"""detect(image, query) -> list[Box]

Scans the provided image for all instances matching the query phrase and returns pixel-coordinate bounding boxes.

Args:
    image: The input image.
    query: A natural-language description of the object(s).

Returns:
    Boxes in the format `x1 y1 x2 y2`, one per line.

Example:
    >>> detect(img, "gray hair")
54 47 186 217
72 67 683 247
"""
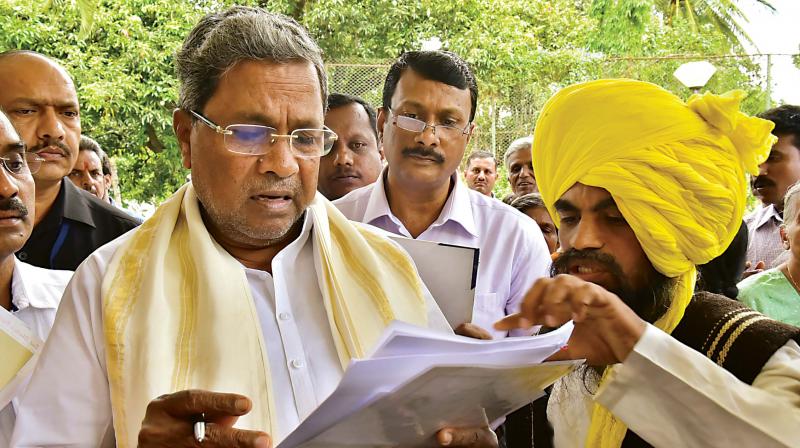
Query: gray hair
176 6 327 113
504 136 533 167
783 181 800 226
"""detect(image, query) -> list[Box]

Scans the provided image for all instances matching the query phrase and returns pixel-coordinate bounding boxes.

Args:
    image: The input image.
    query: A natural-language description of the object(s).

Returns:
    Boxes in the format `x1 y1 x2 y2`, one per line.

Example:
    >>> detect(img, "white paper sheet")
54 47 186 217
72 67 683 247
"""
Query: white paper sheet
389 236 478 329
277 321 578 448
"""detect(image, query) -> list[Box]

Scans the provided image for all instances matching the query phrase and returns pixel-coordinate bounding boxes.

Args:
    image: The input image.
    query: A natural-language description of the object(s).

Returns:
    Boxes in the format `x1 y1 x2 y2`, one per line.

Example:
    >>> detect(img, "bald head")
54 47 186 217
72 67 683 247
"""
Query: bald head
0 51 81 189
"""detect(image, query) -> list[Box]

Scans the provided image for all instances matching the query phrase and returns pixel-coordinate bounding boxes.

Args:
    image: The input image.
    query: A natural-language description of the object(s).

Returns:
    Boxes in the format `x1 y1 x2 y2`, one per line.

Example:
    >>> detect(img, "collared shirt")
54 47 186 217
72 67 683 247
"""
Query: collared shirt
334 170 552 339
548 324 800 447
11 211 451 447
744 204 784 268
16 179 141 271
0 259 71 448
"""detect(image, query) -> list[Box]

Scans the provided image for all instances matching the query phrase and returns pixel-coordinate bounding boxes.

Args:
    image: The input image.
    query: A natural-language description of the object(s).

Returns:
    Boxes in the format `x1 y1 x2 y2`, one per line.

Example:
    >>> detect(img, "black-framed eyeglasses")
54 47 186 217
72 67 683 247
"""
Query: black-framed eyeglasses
387 108 471 137
0 152 43 176
190 110 338 158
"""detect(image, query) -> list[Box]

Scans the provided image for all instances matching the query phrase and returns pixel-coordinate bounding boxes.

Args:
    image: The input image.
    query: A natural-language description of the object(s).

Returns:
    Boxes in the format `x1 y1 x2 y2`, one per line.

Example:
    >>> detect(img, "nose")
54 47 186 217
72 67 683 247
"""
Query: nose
414 124 440 148
566 217 604 251
758 161 768 176
477 171 486 181
256 138 299 178
36 107 66 143
0 166 20 200
333 145 354 167
520 165 534 179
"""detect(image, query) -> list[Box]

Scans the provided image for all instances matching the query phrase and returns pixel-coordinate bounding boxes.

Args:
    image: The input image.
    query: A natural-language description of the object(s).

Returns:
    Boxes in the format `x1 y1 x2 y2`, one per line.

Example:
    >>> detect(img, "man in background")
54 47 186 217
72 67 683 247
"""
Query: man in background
68 136 111 202
745 104 800 271
463 150 498 197
317 93 384 200
504 136 536 195
0 50 139 270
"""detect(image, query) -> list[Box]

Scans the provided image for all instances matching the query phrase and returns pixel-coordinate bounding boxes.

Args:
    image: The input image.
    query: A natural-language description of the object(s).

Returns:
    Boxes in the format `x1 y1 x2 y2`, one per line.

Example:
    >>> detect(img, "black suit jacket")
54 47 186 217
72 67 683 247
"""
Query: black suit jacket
17 179 141 270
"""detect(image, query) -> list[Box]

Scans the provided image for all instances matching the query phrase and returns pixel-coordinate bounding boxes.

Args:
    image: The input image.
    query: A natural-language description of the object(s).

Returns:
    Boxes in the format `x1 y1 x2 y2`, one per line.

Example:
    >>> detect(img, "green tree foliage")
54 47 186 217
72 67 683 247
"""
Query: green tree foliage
0 0 774 203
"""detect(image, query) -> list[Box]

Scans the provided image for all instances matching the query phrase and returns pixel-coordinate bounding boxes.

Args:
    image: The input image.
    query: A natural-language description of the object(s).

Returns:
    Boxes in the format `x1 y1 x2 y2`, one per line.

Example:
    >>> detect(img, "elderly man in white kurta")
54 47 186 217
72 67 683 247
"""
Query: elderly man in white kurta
0 112 72 447
11 8 499 448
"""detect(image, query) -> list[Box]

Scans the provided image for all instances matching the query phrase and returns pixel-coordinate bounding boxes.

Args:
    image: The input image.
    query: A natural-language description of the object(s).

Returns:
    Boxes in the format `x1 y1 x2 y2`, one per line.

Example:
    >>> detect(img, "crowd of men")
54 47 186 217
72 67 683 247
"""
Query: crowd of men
0 5 798 448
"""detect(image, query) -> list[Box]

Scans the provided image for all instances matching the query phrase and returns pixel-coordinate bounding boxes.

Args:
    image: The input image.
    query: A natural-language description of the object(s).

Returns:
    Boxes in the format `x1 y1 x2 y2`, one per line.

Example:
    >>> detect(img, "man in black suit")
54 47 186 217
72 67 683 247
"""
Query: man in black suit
0 50 140 270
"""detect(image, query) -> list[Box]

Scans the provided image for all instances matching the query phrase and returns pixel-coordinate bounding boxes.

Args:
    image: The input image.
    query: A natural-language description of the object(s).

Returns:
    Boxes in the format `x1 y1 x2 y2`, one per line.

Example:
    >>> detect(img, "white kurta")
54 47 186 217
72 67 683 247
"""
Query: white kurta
0 260 71 448
548 324 800 447
11 214 452 447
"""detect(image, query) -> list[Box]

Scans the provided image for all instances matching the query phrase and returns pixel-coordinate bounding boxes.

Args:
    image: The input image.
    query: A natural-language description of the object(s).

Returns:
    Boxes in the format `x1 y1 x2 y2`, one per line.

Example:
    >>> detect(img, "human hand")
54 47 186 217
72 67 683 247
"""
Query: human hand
138 389 271 447
435 425 498 447
494 274 646 366
455 323 493 340
742 261 765 279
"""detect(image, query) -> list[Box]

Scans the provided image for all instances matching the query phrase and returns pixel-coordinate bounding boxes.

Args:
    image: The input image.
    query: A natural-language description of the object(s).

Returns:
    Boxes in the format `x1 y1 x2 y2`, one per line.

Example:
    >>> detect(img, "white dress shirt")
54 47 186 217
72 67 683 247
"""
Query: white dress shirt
11 212 451 447
548 324 800 447
0 259 71 448
334 171 552 338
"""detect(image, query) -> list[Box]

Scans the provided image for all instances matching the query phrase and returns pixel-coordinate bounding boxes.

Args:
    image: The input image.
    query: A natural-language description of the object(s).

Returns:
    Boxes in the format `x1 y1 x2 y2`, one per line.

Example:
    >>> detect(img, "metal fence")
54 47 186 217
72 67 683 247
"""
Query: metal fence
325 53 794 167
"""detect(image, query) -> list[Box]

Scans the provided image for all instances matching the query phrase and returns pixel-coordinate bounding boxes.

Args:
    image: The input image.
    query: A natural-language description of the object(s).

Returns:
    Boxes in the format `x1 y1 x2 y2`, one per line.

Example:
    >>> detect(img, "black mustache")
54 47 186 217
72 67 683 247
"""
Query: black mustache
0 197 28 218
753 176 775 189
402 146 445 164
29 139 71 156
551 248 626 281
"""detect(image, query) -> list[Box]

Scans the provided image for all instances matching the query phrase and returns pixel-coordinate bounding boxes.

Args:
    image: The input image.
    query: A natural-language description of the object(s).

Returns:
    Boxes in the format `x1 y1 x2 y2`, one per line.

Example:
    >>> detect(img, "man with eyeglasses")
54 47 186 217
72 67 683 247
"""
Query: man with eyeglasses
0 50 140 271
335 51 551 342
12 8 494 448
0 109 73 447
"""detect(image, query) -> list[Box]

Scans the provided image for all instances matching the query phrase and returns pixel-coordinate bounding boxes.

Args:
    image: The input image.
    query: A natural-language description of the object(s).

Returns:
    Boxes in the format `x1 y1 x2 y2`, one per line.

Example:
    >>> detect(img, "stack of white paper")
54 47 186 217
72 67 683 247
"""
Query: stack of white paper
277 321 579 448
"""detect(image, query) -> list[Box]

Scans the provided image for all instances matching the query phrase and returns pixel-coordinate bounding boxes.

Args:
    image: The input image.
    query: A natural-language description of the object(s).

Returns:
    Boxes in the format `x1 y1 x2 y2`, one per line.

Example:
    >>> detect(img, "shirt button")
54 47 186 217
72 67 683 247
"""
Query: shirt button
278 312 291 321
17 251 27 261
290 359 304 369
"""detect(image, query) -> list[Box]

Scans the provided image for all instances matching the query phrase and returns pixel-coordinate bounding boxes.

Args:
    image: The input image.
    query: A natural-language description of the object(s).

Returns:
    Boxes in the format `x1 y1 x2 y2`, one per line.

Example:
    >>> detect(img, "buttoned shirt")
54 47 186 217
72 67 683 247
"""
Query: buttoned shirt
0 259 71 448
11 212 451 446
548 324 800 447
16 179 141 271
744 204 785 268
334 170 552 339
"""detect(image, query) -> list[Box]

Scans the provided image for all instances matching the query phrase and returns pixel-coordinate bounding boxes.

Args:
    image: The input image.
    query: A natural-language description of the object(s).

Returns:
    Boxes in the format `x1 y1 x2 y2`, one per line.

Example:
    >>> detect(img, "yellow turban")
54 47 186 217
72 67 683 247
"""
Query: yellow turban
531 79 776 448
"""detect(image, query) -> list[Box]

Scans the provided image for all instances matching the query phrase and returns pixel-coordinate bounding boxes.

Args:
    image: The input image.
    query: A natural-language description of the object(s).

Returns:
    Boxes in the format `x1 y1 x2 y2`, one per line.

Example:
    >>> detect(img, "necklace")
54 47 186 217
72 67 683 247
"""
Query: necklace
785 265 800 293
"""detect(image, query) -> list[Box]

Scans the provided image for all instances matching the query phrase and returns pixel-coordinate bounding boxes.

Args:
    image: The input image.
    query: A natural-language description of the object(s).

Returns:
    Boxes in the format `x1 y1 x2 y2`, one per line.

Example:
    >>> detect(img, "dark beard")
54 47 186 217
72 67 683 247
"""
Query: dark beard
551 248 677 392
551 248 676 325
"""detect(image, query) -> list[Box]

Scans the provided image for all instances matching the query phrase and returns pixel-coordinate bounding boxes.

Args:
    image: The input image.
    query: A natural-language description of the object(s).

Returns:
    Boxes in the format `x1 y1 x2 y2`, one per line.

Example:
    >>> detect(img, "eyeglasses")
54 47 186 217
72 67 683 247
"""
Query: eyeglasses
190 110 338 158
0 153 43 176
388 108 471 137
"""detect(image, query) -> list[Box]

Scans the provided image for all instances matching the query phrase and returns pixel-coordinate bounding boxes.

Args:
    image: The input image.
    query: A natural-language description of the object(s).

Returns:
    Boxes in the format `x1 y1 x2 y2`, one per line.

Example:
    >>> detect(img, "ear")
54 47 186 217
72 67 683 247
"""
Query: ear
376 107 388 145
377 144 385 162
173 109 193 170
464 123 477 145
781 225 790 249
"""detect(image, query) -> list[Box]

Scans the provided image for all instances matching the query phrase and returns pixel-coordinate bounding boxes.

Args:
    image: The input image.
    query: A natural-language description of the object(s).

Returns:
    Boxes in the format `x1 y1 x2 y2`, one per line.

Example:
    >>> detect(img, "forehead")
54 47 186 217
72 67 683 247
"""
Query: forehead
771 135 800 156
507 147 532 165
0 116 20 146
325 103 370 130
77 149 102 166
469 157 496 169
558 184 617 209
0 54 78 106
390 68 471 116
209 59 323 122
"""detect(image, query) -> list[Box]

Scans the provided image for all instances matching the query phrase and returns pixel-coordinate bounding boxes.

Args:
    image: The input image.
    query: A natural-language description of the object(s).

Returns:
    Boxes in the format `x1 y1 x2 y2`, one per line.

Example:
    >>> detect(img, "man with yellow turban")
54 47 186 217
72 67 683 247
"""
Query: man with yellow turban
496 79 800 447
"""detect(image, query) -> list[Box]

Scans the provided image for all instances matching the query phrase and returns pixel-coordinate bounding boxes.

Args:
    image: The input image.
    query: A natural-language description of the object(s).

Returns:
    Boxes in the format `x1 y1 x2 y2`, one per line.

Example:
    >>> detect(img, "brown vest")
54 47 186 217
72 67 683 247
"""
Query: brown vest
515 292 800 448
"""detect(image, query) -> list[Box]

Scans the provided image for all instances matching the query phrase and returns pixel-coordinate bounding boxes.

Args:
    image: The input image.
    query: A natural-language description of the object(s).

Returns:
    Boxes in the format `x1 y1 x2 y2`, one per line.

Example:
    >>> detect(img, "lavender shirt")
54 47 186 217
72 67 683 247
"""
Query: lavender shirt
334 170 552 338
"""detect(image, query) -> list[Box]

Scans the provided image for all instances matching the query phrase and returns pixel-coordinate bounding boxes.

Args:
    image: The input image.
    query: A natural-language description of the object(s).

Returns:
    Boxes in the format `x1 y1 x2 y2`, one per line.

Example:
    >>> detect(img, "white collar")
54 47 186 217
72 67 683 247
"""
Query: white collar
11 258 63 311
362 168 478 237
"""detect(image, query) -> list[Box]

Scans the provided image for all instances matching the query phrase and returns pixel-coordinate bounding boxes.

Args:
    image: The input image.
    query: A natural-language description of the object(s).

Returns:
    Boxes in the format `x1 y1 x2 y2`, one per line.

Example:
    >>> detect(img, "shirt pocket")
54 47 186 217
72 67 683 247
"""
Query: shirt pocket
471 292 506 335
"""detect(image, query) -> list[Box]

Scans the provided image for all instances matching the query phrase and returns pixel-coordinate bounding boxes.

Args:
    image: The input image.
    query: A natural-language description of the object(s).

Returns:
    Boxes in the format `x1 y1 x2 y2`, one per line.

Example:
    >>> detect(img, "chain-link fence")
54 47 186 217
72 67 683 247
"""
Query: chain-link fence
326 53 793 167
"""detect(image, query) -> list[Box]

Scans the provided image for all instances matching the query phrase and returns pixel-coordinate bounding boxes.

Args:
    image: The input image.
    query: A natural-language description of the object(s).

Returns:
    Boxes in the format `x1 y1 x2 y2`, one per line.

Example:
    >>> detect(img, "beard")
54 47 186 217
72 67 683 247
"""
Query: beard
551 248 675 324
551 248 677 392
